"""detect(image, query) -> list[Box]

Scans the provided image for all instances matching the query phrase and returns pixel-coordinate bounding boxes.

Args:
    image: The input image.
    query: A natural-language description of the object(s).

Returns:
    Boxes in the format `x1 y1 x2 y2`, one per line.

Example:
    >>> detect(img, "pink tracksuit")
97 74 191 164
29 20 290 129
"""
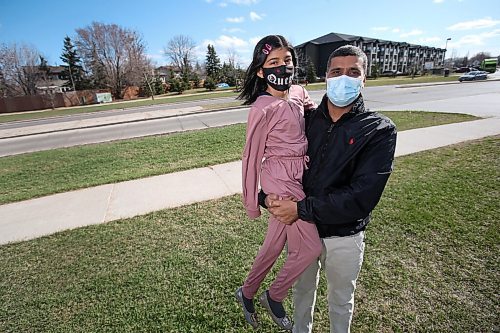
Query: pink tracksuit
241 85 322 302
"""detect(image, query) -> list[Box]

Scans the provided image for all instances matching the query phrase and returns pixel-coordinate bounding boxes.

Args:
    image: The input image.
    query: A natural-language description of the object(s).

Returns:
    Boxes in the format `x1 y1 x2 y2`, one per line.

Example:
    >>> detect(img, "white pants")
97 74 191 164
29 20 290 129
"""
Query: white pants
292 231 365 333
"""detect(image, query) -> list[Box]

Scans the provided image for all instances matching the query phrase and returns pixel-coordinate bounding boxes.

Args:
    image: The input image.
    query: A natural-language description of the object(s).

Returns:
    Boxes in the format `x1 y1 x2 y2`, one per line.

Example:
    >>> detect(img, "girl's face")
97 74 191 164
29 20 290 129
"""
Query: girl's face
257 47 293 76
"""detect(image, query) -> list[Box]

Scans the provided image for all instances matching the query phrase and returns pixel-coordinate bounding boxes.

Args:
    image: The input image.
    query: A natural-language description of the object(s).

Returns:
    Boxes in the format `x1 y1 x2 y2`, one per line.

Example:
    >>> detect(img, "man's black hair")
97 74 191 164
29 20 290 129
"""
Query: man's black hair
326 45 368 74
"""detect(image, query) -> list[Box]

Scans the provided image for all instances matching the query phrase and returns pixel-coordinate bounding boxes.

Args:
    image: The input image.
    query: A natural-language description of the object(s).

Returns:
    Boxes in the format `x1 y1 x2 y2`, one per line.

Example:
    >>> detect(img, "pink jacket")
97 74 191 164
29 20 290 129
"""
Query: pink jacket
242 85 317 218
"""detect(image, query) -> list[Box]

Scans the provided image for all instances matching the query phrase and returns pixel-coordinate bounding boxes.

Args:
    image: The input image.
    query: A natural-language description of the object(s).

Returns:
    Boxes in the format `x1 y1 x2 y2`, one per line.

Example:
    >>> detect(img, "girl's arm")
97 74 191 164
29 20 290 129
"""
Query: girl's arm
241 106 268 219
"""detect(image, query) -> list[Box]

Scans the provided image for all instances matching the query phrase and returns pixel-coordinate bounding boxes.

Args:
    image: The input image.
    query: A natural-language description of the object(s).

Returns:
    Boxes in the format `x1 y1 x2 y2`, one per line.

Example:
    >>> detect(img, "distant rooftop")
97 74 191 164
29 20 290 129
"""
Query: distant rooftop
296 32 443 50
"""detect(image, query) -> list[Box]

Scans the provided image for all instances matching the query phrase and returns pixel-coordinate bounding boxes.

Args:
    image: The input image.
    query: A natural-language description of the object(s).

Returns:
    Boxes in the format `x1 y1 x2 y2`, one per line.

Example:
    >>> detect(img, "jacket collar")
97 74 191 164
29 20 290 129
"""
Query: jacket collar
319 94 367 123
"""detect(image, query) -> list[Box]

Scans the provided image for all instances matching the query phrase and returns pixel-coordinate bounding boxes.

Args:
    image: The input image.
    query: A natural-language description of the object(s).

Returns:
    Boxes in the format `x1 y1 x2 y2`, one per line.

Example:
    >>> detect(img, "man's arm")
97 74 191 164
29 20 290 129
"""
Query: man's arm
271 126 396 225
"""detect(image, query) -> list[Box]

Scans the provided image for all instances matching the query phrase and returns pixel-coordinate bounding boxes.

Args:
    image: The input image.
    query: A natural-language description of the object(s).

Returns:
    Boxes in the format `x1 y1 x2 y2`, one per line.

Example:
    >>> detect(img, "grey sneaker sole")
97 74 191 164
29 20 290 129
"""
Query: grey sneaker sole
235 287 259 329
259 291 293 331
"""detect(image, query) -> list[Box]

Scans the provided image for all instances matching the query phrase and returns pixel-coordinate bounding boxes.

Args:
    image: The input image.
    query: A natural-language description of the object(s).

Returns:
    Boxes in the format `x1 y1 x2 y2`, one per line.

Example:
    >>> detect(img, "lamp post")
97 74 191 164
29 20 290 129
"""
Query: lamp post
443 37 451 67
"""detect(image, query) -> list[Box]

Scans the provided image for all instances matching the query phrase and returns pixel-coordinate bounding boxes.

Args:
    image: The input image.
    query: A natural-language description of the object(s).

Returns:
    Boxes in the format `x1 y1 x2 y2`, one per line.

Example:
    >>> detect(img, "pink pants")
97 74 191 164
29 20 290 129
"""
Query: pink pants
242 215 322 302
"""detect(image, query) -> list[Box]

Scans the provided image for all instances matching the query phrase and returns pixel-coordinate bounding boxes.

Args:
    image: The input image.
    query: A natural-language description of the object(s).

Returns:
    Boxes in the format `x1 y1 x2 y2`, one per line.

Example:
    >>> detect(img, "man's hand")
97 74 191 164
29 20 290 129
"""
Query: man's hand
265 193 280 208
268 199 299 225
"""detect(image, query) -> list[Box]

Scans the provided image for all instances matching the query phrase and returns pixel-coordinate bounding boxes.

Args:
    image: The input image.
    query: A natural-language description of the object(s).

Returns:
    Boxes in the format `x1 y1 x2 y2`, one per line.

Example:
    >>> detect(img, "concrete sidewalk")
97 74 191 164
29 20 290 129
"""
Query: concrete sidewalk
1 117 499 245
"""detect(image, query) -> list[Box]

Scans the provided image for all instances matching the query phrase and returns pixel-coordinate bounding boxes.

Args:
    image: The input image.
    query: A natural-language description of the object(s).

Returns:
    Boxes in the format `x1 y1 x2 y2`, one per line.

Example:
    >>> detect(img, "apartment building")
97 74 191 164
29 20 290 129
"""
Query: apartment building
296 32 446 77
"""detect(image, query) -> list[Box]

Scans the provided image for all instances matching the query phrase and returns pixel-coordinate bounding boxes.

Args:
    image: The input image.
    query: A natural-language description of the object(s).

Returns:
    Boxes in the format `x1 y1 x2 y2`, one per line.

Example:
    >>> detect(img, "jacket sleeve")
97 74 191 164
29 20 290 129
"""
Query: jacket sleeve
298 126 397 224
242 106 268 219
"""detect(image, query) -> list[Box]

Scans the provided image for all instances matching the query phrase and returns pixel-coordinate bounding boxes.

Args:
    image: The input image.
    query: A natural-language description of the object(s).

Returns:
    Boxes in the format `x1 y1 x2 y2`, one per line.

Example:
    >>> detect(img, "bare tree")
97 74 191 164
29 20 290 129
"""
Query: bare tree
469 52 491 65
226 48 239 68
75 22 150 98
163 35 196 75
0 43 41 97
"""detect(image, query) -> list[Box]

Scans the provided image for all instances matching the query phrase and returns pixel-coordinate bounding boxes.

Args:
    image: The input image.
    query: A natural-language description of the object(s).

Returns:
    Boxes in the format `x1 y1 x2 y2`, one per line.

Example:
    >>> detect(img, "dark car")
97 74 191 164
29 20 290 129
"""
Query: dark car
381 70 402 77
458 71 488 82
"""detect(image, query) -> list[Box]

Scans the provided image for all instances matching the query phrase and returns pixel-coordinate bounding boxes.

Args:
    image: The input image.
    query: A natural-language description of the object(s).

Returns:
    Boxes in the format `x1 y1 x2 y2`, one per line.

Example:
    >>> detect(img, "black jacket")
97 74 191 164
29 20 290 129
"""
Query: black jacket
300 94 397 237
261 94 397 238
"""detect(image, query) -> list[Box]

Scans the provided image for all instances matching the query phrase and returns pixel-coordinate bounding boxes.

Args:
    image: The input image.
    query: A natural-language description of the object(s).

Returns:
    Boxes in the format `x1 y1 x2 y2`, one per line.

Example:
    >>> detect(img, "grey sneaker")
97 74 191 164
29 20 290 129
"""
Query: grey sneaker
235 287 259 329
259 290 293 331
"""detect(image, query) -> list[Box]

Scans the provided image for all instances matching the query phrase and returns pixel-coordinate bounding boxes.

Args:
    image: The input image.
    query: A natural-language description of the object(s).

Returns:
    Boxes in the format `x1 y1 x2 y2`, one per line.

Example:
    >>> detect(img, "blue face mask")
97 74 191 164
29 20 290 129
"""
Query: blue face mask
326 75 363 107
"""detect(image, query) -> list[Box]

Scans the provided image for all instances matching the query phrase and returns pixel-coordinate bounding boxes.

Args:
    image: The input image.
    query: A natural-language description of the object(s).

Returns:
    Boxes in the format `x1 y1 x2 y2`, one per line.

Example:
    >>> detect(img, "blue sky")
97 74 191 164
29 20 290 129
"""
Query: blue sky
1 0 499 67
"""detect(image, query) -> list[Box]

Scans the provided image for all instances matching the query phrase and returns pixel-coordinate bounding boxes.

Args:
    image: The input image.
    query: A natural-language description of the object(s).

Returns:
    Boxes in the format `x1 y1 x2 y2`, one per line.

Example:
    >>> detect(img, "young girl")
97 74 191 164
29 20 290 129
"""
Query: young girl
235 35 322 331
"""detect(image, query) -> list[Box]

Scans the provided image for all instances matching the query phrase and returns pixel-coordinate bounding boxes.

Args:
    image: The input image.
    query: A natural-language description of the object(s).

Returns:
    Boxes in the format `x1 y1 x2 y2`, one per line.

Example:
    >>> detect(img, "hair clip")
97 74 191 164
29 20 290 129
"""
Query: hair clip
262 43 272 55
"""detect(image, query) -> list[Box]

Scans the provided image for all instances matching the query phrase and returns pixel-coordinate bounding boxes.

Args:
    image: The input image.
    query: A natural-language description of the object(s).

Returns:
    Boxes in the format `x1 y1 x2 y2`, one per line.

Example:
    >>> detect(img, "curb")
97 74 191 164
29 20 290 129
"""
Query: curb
396 77 500 88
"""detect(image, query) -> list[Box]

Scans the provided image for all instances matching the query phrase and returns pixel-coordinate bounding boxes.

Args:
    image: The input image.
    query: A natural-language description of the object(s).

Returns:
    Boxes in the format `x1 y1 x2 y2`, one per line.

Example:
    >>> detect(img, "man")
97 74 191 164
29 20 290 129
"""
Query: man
260 45 397 332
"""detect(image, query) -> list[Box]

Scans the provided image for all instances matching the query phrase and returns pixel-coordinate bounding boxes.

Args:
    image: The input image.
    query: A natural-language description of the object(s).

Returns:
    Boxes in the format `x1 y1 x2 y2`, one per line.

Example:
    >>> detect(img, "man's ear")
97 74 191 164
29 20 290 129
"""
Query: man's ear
257 68 264 79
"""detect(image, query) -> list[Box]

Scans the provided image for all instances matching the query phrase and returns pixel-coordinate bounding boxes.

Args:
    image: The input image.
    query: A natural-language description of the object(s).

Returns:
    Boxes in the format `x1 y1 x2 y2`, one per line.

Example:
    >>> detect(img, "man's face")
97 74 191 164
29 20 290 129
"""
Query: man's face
326 55 366 84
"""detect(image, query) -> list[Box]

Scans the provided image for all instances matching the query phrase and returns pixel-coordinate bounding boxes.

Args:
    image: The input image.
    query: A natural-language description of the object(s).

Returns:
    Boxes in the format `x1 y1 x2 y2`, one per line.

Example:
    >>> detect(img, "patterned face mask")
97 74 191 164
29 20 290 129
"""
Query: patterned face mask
262 65 294 91
326 75 363 107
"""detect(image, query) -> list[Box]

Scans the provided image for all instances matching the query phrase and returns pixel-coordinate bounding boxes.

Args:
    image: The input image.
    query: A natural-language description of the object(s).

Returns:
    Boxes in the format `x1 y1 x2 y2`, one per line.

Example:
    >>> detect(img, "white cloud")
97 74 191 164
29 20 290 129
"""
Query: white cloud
205 0 214 3
219 2 228 7
433 0 444 3
447 29 500 49
212 35 248 49
249 11 263 21
249 36 263 46
400 29 424 37
392 28 400 33
223 27 245 33
371 26 390 31
146 53 163 59
229 0 259 5
226 16 245 23
200 35 253 66
447 17 500 31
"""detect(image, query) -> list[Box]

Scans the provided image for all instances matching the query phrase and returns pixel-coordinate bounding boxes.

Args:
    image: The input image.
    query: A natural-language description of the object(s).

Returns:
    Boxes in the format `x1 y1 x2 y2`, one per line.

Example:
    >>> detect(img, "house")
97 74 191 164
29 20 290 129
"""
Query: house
36 66 72 94
154 65 182 83
295 32 446 77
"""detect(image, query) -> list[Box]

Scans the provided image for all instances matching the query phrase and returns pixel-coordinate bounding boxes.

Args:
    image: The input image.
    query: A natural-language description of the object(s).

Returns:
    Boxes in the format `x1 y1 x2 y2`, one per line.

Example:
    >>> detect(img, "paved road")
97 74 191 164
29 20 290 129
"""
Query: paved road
1 80 499 157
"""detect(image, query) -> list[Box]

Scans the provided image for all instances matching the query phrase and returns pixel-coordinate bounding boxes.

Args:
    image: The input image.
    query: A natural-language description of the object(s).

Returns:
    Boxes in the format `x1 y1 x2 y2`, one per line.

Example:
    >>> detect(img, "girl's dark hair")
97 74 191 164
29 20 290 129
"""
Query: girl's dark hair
237 35 297 105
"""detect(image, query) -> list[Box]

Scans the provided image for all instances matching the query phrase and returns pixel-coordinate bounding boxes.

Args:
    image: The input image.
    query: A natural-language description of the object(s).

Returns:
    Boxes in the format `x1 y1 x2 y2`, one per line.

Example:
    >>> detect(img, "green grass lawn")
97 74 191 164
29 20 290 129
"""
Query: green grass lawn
0 111 479 205
0 136 497 332
0 75 459 123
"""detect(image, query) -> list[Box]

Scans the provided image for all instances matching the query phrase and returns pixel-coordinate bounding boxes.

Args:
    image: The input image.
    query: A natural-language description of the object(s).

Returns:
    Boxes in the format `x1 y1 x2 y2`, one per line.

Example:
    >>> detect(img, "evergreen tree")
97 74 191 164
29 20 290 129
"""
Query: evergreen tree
220 62 236 86
60 36 85 90
38 55 49 74
203 76 216 91
205 44 221 81
190 72 201 89
154 77 165 95
371 63 380 79
169 76 189 94
305 58 317 83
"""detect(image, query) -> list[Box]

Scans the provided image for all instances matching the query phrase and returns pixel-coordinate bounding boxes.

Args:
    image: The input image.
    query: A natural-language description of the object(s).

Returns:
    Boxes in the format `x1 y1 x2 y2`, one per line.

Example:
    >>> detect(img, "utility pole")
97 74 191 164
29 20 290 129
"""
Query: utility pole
443 38 451 67
144 73 155 100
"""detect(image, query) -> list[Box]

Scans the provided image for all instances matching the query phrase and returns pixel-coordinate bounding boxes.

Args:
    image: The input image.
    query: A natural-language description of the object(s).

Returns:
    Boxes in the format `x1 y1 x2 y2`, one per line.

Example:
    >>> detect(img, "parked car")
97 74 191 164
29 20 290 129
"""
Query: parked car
458 71 488 82
381 70 402 77
216 82 230 88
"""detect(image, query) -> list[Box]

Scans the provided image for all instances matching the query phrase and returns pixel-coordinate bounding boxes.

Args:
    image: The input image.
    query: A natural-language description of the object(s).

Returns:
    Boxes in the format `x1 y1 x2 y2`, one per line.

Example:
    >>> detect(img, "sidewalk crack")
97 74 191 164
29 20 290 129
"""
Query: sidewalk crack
103 183 115 223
